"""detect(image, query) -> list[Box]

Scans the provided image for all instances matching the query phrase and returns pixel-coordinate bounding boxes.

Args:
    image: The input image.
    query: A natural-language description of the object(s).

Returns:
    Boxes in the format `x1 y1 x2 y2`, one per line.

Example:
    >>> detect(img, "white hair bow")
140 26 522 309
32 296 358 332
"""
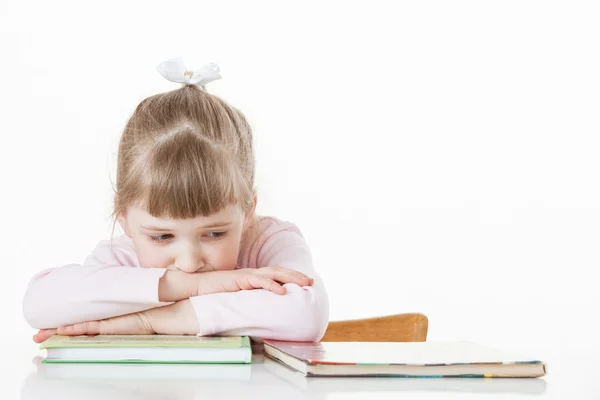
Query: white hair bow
156 56 222 87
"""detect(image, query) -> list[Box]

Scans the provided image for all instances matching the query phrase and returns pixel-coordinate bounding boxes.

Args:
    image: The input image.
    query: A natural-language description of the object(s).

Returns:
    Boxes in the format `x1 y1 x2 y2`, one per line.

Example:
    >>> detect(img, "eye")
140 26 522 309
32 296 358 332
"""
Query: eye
206 231 227 239
149 234 173 243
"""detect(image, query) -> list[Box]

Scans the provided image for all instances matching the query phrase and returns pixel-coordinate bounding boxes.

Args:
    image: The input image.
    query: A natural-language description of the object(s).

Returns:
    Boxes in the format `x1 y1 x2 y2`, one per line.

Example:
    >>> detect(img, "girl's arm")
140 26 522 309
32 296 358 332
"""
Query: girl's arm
190 275 328 341
22 238 181 329
51 228 329 342
188 228 330 342
24 234 313 332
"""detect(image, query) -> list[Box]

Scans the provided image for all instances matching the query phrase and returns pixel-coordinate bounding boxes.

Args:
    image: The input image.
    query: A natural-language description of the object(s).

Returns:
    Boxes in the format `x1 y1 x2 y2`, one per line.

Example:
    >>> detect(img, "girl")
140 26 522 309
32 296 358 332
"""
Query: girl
23 57 329 344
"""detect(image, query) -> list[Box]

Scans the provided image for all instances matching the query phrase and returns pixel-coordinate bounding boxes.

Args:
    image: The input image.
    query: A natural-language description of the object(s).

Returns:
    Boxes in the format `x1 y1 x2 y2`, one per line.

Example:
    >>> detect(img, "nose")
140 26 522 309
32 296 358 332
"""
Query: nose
174 244 205 273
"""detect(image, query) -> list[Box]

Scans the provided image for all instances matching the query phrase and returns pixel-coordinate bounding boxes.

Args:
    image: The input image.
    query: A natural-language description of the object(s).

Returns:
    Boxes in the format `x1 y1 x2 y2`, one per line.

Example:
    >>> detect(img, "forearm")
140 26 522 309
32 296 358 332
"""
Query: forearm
50 276 327 339
189 277 329 341
144 299 200 335
23 264 171 329
51 300 200 338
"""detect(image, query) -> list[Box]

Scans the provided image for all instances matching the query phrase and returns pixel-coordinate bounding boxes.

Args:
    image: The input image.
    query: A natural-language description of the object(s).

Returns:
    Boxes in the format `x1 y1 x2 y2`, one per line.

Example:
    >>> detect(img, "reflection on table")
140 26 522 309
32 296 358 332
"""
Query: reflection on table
21 353 547 400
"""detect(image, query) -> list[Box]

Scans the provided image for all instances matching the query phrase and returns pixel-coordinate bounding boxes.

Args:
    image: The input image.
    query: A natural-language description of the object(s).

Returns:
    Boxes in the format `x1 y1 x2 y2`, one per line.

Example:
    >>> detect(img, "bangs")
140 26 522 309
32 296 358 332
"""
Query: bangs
137 130 244 219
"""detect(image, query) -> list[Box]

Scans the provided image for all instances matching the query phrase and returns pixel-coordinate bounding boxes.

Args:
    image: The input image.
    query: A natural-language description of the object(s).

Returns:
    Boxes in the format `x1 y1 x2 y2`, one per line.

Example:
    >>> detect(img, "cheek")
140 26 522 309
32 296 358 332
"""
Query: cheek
134 240 170 268
213 238 242 270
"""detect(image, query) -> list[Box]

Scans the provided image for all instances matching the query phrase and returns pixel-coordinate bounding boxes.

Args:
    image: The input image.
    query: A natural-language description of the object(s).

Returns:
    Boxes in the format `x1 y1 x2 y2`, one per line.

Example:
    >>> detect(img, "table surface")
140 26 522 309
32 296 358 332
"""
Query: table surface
10 305 600 399
13 347 595 400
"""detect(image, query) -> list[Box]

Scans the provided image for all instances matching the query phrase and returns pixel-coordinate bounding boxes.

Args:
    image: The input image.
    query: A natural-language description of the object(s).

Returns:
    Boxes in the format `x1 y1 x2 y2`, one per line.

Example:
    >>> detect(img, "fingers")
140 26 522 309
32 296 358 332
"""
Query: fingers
226 267 314 296
247 275 287 295
267 279 287 295
262 267 314 286
57 321 103 336
32 328 57 343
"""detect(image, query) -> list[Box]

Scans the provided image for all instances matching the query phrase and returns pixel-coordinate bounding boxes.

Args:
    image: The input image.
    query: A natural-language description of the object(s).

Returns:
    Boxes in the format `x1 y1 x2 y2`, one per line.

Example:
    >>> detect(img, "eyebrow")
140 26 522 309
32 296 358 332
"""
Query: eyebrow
140 222 232 231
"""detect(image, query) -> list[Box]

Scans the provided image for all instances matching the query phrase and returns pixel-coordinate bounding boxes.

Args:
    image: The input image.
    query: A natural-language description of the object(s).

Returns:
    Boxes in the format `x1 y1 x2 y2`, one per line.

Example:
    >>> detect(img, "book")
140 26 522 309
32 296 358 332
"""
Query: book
40 334 252 364
263 356 547 393
262 340 547 378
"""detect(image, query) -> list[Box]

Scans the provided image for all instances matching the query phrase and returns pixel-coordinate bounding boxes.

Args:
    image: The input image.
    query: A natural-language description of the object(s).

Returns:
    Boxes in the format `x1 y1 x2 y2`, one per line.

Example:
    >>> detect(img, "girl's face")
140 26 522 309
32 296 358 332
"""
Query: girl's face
118 201 255 272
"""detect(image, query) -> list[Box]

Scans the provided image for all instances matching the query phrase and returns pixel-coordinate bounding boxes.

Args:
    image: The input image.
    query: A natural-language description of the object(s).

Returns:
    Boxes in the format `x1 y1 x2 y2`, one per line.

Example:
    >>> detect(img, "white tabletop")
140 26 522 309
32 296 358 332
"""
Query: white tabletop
12 346 593 400
9 305 599 399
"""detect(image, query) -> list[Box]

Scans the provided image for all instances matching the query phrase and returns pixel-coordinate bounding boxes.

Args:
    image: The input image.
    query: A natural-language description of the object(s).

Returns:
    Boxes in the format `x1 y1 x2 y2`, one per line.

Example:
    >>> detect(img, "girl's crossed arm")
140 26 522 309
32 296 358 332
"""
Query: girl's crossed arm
23 238 174 330
23 237 310 330
148 228 329 342
186 228 330 341
34 228 329 342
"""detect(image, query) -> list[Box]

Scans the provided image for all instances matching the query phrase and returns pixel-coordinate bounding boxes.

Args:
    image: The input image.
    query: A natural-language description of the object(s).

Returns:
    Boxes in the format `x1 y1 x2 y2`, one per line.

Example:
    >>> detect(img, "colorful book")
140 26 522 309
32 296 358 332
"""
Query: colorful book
262 340 546 378
263 356 547 393
40 334 252 364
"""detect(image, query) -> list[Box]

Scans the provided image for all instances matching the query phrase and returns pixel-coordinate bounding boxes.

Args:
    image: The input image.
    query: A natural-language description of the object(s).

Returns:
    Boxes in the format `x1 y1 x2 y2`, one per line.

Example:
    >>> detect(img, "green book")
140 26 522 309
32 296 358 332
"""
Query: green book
40 335 252 364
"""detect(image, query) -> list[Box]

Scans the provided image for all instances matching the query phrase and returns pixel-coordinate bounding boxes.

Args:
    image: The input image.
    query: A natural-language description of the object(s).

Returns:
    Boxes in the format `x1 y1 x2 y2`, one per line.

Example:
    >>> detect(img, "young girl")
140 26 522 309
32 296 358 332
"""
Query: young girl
23 57 329 344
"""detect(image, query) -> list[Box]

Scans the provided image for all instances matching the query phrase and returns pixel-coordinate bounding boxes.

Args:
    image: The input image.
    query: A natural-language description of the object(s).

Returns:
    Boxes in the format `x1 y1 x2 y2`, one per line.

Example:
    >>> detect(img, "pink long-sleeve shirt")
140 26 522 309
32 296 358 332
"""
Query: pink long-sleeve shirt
22 216 329 341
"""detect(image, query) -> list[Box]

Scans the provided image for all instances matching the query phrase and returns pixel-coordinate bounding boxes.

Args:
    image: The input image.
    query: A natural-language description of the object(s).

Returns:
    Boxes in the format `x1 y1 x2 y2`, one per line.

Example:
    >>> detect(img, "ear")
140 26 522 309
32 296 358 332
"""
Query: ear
117 210 131 237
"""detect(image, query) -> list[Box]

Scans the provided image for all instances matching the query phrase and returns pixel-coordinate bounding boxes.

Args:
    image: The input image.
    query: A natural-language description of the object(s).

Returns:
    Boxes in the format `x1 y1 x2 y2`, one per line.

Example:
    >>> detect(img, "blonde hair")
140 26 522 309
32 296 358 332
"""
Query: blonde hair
110 84 258 236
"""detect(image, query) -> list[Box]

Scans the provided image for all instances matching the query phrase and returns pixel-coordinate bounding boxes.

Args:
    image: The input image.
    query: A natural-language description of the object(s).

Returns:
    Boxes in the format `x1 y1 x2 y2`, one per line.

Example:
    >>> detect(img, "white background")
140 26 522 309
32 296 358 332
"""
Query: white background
1 0 599 398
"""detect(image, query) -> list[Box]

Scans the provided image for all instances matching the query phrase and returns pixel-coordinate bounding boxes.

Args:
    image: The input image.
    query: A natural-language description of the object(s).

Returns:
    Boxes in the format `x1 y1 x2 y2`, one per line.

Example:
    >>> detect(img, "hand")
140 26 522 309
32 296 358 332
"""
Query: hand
196 267 314 296
33 328 57 344
35 300 199 339
32 314 151 343
53 311 154 337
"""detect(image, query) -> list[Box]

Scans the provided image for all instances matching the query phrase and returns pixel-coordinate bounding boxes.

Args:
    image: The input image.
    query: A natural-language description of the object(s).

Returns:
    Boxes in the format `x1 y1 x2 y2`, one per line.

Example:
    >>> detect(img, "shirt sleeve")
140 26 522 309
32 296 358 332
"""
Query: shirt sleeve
189 226 330 342
22 237 172 329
